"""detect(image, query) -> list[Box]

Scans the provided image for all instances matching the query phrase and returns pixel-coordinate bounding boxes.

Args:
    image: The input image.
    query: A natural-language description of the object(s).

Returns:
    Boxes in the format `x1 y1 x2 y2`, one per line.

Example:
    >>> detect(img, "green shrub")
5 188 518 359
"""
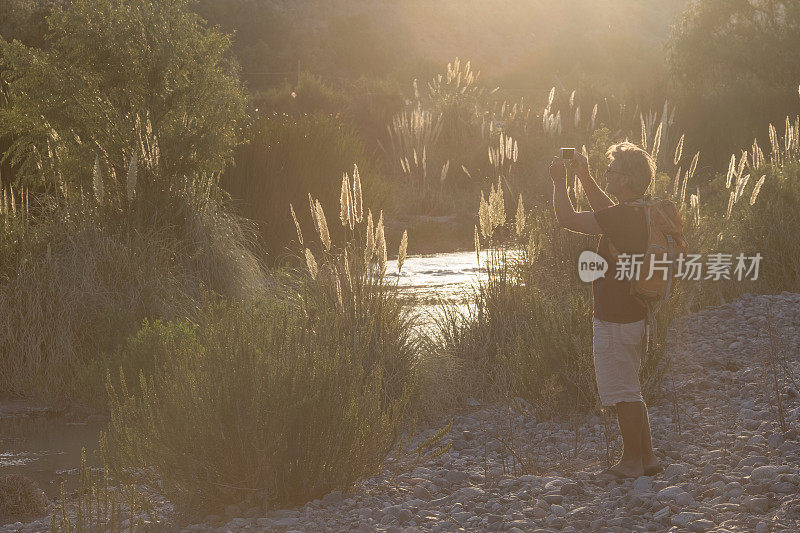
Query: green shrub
106 295 409 511
0 0 246 185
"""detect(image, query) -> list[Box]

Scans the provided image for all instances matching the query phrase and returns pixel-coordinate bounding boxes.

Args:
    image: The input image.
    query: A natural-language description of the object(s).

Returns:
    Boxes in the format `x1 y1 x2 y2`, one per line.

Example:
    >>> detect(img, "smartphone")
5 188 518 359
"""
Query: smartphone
560 147 575 160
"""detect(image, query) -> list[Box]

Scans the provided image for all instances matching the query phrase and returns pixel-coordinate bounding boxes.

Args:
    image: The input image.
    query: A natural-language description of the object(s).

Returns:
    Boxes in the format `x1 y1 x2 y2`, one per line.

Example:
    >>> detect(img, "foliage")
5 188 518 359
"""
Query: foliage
0 0 246 186
0 0 51 48
105 300 405 511
298 171 418 407
220 113 390 260
105 180 418 510
189 0 682 104
0 161 266 402
667 0 800 162
434 185 601 415
735 163 800 293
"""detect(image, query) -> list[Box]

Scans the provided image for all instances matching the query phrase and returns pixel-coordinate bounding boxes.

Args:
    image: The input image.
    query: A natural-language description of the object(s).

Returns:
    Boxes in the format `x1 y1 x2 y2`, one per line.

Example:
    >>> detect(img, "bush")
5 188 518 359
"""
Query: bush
106 184 419 511
667 116 800 312
740 169 800 293
0 0 246 184
220 113 390 260
106 300 405 510
0 164 266 403
441 276 596 416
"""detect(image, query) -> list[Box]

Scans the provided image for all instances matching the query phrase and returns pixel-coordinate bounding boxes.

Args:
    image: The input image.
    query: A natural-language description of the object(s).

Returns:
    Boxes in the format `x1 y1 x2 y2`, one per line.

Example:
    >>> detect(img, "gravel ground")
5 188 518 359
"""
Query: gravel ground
5 292 800 532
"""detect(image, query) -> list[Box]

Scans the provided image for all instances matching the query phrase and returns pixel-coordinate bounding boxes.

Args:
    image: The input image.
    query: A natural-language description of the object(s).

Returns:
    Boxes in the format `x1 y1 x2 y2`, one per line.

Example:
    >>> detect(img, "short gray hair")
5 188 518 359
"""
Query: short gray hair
606 141 655 194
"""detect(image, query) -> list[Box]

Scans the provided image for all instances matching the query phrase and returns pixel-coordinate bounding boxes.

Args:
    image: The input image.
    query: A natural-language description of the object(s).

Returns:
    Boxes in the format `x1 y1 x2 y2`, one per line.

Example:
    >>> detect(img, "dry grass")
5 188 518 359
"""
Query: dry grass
98 175 421 513
0 156 267 403
0 474 49 525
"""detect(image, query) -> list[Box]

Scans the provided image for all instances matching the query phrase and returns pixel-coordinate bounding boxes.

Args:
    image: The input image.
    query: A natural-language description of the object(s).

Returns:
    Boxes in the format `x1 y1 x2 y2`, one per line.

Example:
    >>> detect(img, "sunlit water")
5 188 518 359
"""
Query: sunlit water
0 252 484 501
386 250 487 330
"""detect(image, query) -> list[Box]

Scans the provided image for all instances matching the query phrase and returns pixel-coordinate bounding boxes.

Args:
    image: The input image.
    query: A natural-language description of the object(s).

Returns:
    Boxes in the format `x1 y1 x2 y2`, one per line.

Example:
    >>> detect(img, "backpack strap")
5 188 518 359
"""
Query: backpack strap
665 234 674 303
644 301 654 354
644 300 660 357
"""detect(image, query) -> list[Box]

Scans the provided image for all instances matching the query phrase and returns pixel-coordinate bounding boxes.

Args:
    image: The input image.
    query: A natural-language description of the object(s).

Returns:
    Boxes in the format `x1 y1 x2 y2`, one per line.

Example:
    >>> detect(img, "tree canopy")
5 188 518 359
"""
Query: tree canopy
0 0 247 186
667 0 800 157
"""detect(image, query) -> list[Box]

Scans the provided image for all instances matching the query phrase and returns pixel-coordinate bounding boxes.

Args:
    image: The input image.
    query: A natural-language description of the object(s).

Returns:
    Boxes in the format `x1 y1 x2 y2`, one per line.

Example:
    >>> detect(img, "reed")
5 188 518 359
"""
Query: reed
0 141 266 402
220 113 389 259
100 174 419 511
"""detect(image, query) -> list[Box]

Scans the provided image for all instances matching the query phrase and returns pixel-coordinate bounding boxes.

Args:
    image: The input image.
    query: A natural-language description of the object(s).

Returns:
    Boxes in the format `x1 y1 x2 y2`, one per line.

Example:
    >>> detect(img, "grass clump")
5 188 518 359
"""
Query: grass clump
0 159 266 403
103 180 418 512
433 184 597 415
106 300 405 511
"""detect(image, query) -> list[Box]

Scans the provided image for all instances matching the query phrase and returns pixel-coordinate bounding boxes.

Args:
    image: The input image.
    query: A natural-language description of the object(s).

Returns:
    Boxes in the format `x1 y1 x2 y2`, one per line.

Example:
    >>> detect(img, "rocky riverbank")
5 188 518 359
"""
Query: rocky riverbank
4 291 800 532
188 292 800 532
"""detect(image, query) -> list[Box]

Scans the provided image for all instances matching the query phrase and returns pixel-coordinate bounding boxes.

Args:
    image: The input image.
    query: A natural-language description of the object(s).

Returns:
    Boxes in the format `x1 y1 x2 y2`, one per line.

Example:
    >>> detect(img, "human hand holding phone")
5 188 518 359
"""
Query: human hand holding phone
565 149 590 180
549 156 566 184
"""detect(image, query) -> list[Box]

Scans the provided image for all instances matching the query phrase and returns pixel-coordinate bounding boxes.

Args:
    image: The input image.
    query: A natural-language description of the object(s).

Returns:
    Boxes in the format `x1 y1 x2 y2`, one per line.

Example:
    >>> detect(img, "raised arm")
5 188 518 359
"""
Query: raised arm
568 152 614 211
550 157 603 235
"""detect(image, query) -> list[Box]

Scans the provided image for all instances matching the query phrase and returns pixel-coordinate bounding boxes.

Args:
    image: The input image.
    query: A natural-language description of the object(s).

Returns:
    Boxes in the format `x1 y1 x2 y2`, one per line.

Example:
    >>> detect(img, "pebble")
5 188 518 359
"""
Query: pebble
664 463 689 479
672 511 705 527
633 476 653 493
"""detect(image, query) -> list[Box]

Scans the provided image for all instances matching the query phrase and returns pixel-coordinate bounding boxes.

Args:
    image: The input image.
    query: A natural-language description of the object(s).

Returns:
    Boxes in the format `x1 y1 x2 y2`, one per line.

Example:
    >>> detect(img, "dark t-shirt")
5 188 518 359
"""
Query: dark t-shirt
593 203 648 323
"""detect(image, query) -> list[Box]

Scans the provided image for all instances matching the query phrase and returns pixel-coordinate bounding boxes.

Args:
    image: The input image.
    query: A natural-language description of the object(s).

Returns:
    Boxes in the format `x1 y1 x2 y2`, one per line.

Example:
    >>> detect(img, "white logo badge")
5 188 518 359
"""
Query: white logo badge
578 250 608 282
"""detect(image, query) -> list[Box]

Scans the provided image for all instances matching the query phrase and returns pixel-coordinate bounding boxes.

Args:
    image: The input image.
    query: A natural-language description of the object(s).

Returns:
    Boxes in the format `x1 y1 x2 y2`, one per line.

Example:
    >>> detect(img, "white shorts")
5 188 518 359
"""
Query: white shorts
592 317 646 407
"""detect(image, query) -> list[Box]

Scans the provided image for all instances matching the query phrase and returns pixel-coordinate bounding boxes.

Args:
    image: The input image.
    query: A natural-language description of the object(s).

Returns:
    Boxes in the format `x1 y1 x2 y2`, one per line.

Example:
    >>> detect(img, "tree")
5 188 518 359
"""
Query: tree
0 0 53 49
0 0 246 187
192 0 296 94
667 0 800 162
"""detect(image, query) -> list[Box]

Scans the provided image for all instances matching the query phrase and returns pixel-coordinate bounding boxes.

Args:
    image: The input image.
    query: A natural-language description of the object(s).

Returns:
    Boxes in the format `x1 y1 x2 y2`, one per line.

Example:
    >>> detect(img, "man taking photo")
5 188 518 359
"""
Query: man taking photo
550 142 664 479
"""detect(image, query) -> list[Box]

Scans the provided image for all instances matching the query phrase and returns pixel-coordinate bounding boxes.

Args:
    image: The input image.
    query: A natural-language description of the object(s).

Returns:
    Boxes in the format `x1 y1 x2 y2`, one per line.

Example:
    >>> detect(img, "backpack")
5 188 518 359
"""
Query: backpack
607 194 688 305
607 195 688 350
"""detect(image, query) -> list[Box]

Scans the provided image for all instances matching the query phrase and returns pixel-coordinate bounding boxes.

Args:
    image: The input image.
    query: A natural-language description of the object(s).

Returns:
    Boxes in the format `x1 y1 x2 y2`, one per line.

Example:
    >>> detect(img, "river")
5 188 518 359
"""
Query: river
388 250 485 328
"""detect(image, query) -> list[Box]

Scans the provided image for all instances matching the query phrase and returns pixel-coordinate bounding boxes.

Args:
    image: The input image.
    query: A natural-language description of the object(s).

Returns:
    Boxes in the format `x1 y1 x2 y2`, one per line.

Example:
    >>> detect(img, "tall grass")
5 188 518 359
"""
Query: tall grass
102 178 419 512
434 184 599 416
0 144 266 403
671 114 800 310
220 113 391 260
